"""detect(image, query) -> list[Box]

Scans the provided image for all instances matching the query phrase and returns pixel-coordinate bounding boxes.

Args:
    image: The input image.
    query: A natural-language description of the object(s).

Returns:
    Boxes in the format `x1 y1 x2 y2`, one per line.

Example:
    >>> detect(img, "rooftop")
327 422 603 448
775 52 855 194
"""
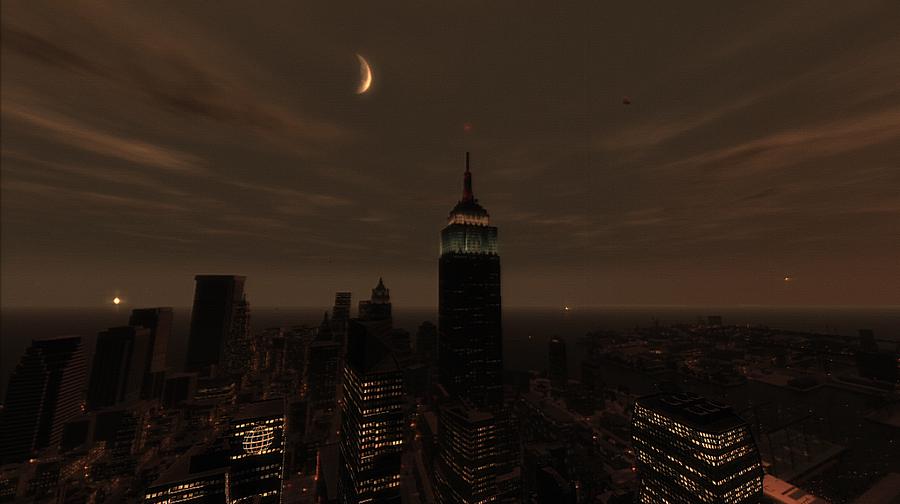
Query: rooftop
635 392 748 433
233 399 284 421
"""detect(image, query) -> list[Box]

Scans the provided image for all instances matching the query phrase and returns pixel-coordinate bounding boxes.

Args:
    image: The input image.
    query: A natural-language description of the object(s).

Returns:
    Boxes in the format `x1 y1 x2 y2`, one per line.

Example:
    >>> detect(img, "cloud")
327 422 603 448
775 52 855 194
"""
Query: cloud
1 150 190 197
1 179 188 214
1 17 346 153
2 102 205 174
1 23 104 76
662 107 900 178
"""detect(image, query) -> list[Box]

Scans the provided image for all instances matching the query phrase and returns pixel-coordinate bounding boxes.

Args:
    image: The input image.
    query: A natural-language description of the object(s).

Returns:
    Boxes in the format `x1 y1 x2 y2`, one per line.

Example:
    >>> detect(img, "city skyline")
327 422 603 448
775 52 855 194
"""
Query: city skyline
3 1 900 308
0 139 897 502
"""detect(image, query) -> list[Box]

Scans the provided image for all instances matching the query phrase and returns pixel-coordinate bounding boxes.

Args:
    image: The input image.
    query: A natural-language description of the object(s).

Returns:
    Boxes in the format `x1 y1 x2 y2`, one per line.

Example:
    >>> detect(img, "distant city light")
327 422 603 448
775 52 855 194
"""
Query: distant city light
113 297 121 305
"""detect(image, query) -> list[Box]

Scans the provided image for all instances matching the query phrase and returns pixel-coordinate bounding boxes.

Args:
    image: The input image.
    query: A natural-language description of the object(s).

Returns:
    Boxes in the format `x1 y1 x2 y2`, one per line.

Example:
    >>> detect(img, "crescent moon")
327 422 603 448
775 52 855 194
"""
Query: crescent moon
356 54 372 94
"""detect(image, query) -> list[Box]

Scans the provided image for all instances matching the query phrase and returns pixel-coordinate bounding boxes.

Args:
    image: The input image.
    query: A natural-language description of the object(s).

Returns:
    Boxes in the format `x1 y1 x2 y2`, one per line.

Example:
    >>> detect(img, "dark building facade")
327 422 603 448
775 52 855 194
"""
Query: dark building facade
415 321 438 365
548 336 568 390
128 307 173 400
86 326 152 410
631 393 764 504
185 275 246 375
339 319 405 503
332 291 352 346
306 339 341 412
224 295 252 377
0 336 86 463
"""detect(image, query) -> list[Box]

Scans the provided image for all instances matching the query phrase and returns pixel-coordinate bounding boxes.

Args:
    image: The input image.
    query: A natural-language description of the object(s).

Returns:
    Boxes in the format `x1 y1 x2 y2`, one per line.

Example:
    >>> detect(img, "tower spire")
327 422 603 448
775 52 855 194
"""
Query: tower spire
462 152 474 202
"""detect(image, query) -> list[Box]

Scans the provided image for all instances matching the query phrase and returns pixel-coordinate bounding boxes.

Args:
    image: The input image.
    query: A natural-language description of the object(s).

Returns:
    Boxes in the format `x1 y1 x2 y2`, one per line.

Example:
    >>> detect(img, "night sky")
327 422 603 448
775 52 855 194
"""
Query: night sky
2 1 899 308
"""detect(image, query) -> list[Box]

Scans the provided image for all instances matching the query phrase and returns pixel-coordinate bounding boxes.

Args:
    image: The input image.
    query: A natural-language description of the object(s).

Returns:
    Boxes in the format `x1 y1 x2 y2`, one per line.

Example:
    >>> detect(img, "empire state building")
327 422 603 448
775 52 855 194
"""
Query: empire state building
438 152 502 408
436 153 518 503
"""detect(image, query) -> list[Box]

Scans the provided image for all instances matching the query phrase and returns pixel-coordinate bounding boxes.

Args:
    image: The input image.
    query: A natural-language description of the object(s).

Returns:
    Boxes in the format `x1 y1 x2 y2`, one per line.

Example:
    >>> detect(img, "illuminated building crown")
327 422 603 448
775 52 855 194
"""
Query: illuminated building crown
441 153 498 255
448 152 490 226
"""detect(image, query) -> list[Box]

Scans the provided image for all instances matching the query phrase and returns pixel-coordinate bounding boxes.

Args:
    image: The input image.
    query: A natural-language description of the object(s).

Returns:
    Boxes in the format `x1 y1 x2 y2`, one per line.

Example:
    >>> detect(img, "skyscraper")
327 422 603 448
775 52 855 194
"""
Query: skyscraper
185 275 246 375
224 294 252 377
333 292 352 322
330 291 353 352
226 400 286 503
438 152 502 408
435 153 518 503
631 393 764 504
358 278 391 322
339 319 405 503
0 336 86 463
86 326 152 410
415 321 438 365
548 336 568 390
128 307 173 400
306 337 341 412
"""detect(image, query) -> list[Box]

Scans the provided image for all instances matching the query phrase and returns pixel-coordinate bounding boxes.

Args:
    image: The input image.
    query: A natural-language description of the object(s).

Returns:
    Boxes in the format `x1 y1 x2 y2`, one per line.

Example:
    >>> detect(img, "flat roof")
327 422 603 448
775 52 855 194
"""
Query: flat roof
233 399 284 421
636 392 747 432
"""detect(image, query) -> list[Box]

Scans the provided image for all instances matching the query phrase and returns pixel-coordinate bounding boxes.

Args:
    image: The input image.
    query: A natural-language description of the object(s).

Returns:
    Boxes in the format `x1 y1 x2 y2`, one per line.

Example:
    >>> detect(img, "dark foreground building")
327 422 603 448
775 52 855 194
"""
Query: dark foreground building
129 307 173 400
86 326 151 410
338 319 405 503
548 336 568 390
0 336 86 463
631 392 764 504
185 275 246 375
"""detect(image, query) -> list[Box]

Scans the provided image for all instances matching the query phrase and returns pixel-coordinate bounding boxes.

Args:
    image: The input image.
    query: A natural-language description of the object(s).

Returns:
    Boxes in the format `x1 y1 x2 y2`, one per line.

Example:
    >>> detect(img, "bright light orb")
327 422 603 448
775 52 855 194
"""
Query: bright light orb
113 297 121 305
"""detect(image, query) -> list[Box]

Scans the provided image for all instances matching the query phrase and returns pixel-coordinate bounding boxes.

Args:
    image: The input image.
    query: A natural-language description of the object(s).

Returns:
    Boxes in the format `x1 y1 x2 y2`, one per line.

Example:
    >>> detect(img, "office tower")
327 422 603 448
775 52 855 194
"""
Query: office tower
332 292 352 345
224 295 252 376
306 339 341 412
434 402 502 503
438 153 502 407
226 400 286 503
0 336 86 463
358 278 391 322
631 393 764 504
339 320 405 504
436 153 519 503
185 275 246 375
415 321 438 364
548 336 568 390
86 326 152 410
128 307 173 400
333 292 352 321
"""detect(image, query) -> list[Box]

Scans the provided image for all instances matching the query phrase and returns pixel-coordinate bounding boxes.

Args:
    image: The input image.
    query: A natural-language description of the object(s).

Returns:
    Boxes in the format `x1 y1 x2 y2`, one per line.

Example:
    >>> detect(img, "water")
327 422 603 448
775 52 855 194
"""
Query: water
2 305 898 402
